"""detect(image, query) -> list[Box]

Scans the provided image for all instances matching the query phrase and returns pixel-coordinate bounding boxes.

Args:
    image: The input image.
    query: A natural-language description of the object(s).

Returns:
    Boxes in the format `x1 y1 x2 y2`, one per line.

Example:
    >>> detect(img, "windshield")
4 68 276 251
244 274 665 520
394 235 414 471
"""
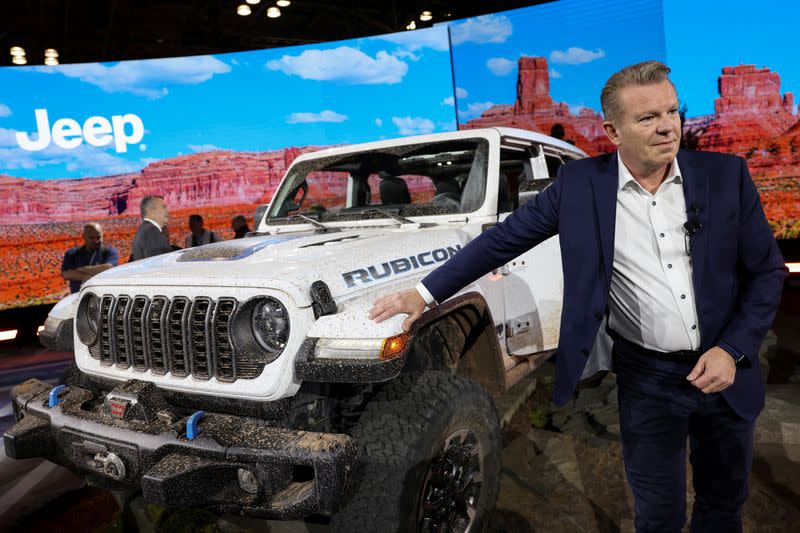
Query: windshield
266 139 489 225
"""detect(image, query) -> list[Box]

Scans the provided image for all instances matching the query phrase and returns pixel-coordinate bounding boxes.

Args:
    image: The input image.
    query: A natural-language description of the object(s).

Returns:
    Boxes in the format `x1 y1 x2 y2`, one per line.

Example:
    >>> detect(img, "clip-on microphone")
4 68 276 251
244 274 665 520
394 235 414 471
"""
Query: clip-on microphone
684 202 703 235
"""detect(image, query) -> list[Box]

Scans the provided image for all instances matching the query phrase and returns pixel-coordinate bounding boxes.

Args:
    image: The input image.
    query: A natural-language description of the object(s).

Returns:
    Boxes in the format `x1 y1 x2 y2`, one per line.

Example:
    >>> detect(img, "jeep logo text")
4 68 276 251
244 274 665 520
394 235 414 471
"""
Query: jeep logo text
16 109 145 153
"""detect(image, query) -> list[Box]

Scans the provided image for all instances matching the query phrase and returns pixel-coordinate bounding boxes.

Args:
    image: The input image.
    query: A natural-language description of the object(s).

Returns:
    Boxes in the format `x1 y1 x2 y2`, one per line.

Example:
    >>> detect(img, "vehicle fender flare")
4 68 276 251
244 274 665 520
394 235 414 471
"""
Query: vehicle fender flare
406 292 506 397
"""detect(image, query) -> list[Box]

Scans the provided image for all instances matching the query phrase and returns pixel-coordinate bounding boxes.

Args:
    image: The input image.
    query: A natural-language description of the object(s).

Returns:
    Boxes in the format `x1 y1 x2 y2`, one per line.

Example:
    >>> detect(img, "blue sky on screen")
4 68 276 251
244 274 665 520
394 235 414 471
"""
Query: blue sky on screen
447 0 666 124
664 0 800 118
0 26 456 180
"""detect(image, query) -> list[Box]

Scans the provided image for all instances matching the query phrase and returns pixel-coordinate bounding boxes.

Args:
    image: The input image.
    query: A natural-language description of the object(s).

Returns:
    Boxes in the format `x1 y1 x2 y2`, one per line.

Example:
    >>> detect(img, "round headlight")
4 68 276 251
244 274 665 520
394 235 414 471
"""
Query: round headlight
251 297 289 354
86 294 101 332
77 293 100 345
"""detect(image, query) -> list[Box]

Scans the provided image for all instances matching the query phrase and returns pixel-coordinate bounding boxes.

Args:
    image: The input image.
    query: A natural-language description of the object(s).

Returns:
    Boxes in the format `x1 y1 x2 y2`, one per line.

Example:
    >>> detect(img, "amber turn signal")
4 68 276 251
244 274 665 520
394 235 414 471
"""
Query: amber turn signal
380 332 411 360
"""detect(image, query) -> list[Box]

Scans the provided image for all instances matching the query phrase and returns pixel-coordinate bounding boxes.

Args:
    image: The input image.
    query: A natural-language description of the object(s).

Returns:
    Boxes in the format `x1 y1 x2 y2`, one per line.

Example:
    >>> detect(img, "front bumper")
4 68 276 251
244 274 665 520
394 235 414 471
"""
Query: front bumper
3 379 356 519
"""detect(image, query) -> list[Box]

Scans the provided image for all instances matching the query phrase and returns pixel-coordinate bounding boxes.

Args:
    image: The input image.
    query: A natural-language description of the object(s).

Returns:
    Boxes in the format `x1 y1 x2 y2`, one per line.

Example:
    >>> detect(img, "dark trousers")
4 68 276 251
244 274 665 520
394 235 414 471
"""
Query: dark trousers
613 338 755 533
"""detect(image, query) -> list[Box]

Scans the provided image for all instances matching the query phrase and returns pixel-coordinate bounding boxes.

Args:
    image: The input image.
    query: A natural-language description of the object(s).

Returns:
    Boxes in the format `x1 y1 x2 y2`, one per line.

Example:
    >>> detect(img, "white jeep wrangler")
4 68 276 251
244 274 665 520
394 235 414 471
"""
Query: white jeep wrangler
8 128 585 532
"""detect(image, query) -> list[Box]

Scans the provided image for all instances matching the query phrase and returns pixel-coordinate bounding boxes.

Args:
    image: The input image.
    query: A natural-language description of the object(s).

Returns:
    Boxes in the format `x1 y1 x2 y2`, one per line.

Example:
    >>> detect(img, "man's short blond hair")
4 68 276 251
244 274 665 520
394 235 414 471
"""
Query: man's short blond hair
600 61 673 122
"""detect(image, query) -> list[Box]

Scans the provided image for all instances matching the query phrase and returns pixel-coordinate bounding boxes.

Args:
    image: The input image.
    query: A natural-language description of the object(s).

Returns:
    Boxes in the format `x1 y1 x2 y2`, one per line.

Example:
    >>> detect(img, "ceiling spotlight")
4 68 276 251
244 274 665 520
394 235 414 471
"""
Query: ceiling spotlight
276 0 291 6
267 6 281 18
237 4 252 16
406 20 416 30
420 11 432 21
10 46 25 57
44 57 59 66
246 0 261 4
44 48 59 58
12 56 27 65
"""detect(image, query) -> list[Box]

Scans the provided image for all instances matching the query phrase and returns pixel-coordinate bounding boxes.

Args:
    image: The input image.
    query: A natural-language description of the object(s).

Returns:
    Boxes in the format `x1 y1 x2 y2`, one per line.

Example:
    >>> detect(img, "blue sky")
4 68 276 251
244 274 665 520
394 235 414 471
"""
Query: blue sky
664 0 800 118
0 26 456 180
448 0 667 123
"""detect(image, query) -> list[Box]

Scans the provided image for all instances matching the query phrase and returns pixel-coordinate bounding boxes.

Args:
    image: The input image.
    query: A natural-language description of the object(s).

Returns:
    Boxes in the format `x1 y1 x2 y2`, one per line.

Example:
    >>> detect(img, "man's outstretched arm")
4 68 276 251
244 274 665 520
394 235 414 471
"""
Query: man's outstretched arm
370 168 566 330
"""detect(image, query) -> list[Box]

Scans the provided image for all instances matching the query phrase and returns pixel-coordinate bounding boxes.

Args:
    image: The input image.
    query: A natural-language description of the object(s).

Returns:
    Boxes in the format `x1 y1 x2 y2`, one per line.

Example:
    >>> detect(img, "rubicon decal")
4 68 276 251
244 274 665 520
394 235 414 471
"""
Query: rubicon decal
342 245 462 288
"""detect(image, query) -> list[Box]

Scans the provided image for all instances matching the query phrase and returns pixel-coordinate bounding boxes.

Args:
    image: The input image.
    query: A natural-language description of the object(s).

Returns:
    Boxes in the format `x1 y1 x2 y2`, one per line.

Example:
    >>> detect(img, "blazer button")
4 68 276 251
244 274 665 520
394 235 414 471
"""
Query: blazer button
582 348 590 355
594 312 602 321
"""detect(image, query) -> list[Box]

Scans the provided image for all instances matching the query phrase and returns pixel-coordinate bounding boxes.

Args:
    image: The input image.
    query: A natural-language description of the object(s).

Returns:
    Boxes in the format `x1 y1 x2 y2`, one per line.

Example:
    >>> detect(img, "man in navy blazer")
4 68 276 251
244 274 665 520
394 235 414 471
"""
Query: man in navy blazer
131 195 173 261
370 61 787 532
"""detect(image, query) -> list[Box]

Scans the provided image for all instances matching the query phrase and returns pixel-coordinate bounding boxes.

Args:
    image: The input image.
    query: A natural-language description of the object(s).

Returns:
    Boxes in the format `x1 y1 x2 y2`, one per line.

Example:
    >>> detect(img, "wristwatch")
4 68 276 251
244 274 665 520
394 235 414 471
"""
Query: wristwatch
718 341 747 365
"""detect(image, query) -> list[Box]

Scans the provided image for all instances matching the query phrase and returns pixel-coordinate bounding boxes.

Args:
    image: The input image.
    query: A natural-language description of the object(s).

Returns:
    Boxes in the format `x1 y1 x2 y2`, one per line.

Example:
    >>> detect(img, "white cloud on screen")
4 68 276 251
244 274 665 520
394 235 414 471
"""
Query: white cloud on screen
450 15 513 45
392 116 436 135
267 46 408 85
549 47 606 65
32 55 231 99
286 110 349 124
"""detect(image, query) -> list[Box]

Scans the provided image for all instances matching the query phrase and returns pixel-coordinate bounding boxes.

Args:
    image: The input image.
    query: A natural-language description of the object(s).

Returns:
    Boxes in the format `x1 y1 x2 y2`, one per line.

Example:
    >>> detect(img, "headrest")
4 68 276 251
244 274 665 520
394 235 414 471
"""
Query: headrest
379 176 411 205
435 177 461 195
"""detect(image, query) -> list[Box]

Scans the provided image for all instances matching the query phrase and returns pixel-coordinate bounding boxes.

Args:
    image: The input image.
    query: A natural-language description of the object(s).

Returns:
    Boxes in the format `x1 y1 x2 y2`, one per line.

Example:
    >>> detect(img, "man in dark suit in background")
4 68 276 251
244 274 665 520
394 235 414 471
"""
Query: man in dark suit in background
61 222 119 293
370 61 787 532
131 195 172 261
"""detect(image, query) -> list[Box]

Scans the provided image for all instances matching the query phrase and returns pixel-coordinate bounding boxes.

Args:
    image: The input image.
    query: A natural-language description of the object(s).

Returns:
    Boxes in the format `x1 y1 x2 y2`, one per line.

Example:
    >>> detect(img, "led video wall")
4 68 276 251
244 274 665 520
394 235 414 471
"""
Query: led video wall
0 0 798 310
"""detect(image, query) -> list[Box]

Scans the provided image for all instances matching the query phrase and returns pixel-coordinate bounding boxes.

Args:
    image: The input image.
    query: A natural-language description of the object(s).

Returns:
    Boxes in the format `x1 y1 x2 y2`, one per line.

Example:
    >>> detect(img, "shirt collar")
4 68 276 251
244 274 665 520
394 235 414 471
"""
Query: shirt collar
144 218 162 231
617 152 682 192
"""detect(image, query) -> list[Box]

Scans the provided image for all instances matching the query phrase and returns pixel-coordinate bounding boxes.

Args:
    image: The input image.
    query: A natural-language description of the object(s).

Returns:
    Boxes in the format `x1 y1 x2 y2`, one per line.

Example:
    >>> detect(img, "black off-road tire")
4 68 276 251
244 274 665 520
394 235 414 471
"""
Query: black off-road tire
330 371 501 533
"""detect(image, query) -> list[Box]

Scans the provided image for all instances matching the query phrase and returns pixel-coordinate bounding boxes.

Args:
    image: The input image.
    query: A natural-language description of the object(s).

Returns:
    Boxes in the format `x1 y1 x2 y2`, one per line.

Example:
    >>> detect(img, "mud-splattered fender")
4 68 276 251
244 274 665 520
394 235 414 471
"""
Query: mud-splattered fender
406 291 506 397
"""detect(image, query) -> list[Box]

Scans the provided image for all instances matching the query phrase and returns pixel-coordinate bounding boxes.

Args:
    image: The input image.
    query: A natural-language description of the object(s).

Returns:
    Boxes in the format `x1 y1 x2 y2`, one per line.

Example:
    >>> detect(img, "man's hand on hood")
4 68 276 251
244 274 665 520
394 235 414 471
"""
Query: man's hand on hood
369 289 426 332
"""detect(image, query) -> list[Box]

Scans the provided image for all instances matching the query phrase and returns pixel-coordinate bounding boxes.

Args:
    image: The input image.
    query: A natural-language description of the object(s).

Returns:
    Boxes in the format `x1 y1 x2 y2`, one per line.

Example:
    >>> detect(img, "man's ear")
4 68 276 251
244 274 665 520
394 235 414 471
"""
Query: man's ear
602 120 621 147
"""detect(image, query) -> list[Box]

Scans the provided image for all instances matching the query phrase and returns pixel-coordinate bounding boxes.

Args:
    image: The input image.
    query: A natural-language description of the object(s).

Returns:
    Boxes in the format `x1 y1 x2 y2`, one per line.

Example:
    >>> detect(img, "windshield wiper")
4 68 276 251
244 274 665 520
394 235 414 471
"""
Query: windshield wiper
286 213 330 229
361 208 416 225
282 213 339 231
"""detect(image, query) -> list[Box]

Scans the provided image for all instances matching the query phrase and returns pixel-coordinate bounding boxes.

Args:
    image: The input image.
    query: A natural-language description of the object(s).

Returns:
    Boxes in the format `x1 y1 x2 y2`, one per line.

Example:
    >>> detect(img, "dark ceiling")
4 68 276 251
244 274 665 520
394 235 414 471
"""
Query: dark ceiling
1 1 550 66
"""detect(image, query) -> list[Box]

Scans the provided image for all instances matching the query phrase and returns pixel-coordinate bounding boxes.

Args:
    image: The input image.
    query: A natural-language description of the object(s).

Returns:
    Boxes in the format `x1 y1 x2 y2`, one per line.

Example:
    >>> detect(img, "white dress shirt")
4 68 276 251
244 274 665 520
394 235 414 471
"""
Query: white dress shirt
144 218 162 231
609 154 699 351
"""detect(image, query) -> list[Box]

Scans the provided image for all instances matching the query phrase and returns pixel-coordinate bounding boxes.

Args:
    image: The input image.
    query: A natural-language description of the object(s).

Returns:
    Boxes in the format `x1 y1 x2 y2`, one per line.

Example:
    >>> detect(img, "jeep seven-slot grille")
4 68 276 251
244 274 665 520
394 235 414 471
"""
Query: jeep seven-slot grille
87 295 262 381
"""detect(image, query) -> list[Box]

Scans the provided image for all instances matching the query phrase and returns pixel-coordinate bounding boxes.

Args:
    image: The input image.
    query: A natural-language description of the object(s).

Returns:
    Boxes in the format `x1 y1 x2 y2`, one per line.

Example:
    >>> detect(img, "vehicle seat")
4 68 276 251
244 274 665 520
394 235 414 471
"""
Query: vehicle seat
380 176 411 205
431 177 461 211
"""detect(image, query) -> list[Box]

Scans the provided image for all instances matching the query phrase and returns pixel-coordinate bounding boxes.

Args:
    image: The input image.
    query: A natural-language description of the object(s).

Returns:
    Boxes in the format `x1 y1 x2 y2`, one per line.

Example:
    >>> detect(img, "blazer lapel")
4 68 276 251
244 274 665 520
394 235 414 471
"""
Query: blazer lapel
677 151 709 318
591 153 618 290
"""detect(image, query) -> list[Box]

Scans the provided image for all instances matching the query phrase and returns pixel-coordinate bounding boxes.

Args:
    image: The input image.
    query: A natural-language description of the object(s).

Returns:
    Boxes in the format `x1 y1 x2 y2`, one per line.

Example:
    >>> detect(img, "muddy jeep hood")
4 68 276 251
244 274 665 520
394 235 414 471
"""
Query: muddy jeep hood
84 227 467 307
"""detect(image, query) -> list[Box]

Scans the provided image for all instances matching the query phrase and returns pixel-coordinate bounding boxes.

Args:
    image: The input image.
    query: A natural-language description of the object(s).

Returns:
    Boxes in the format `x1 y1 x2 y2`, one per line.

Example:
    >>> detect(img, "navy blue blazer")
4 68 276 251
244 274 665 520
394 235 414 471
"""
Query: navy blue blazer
422 150 787 420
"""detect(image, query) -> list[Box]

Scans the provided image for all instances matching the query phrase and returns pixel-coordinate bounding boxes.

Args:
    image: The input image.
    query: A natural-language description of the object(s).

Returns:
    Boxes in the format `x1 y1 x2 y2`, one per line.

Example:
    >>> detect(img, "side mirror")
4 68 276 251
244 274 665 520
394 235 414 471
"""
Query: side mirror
254 203 270 228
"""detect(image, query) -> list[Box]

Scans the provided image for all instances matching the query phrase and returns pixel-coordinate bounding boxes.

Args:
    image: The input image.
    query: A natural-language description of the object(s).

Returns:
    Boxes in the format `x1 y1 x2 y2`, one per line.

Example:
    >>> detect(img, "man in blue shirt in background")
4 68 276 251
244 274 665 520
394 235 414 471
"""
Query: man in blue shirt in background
61 222 119 293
